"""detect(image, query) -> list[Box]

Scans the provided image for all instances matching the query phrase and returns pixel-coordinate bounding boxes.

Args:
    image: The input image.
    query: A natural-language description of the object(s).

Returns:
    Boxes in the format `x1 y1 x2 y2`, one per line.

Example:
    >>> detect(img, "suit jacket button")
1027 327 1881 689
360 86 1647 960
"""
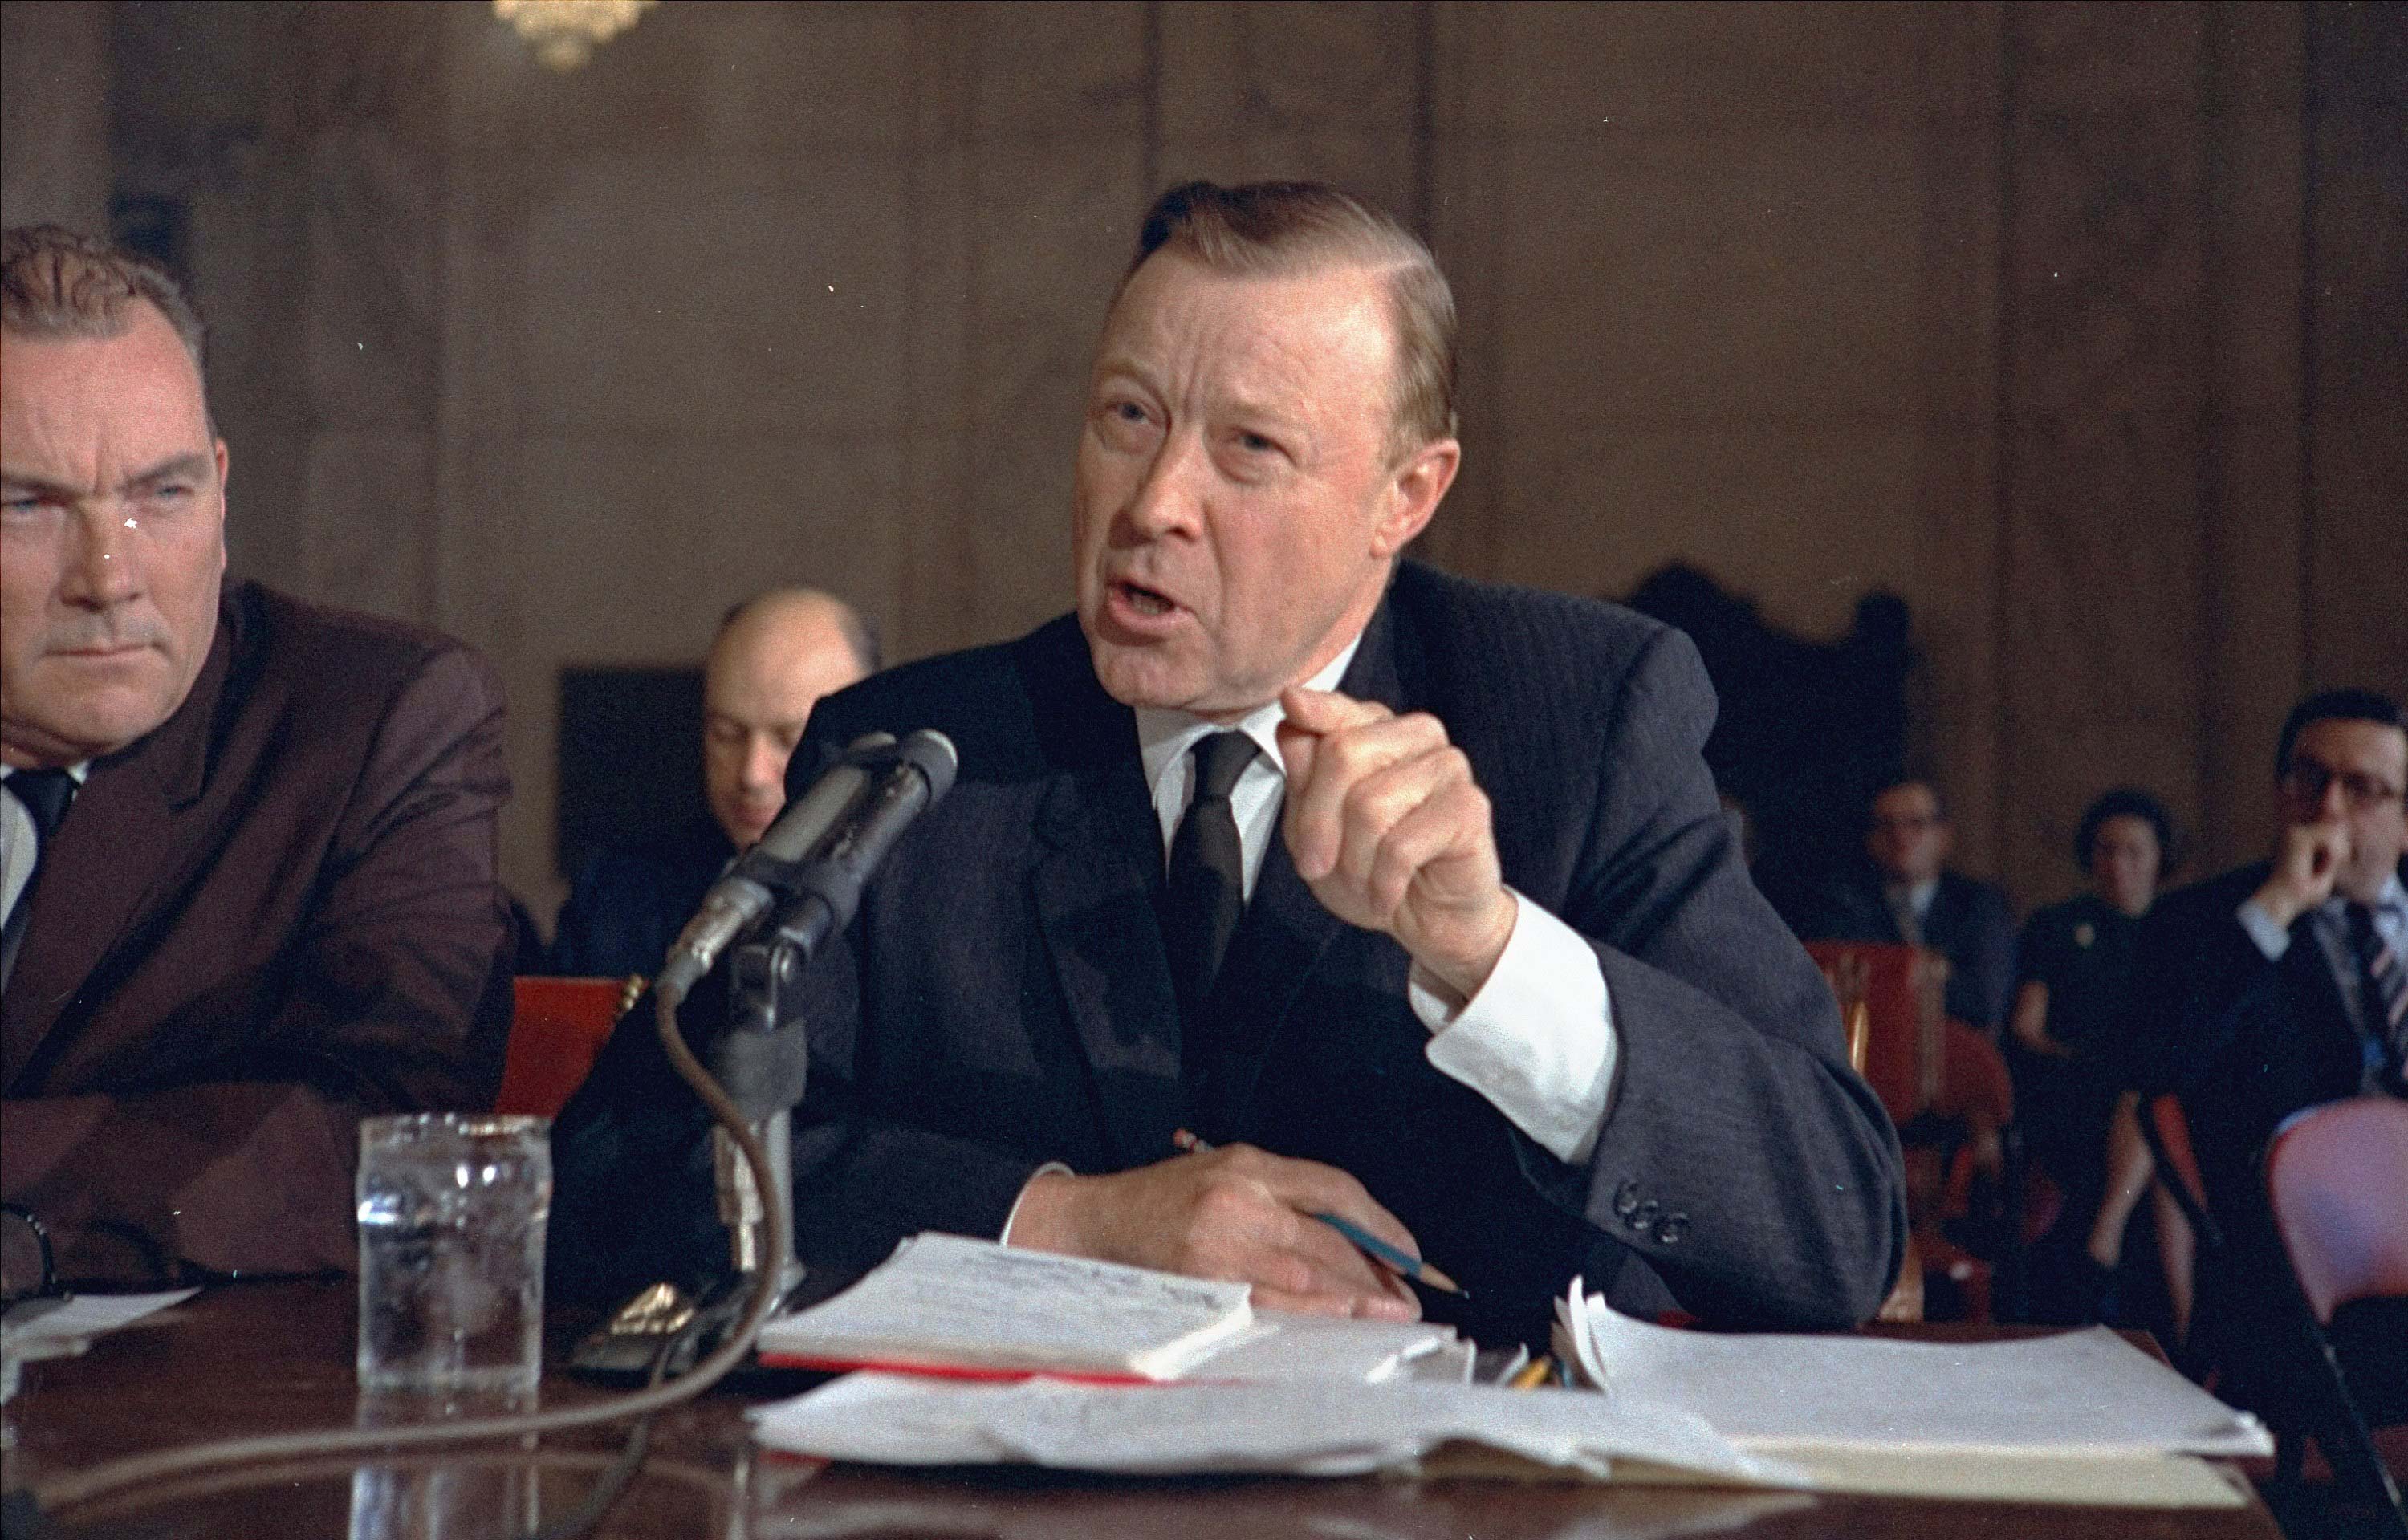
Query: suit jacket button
1654 1214 1689 1245
1629 1198 1661 1231
1612 1180 1641 1218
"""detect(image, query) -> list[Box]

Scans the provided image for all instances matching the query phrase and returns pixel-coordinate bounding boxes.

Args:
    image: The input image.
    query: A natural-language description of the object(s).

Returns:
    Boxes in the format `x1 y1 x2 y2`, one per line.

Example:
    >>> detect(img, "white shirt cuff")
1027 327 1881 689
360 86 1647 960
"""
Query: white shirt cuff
2236 897 2292 961
998 1160 1074 1245
1409 890 1617 1168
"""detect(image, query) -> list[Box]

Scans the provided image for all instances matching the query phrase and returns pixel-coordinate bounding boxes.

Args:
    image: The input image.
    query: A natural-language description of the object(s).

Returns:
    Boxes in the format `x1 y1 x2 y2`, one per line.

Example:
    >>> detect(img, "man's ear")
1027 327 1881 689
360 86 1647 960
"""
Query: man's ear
214 437 230 574
1370 437 1460 559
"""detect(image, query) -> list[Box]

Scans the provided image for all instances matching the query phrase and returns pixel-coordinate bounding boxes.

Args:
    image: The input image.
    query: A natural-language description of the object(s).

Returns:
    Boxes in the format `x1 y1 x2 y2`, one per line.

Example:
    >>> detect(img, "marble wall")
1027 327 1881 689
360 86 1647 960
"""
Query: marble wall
5 0 2401 924
0 0 108 232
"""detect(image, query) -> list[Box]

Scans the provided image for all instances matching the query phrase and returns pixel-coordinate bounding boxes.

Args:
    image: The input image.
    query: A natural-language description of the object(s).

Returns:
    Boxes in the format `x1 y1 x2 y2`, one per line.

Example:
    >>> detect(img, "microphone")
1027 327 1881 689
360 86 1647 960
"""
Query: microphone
702 727 954 1288
655 732 897 1001
765 729 958 961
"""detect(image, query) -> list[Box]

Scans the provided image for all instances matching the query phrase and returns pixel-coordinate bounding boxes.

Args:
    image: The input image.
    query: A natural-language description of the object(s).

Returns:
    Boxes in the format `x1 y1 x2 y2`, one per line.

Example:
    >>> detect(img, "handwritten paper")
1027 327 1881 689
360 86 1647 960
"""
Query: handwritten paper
756 1233 1255 1379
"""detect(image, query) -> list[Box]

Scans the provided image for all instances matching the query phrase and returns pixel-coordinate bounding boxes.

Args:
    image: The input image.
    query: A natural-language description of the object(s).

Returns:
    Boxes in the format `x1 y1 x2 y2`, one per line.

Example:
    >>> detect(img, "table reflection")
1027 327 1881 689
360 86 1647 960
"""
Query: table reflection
739 1461 1815 1540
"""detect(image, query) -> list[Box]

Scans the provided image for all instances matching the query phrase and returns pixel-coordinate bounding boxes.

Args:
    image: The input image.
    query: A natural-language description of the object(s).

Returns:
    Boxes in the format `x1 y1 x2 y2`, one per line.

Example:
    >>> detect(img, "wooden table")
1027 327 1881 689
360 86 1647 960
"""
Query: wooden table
2 1280 2286 1539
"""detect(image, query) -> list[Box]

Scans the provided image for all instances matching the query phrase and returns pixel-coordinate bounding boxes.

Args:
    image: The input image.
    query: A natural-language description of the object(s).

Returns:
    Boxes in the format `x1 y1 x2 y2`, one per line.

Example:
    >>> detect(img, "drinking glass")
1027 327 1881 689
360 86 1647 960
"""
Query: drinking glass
356 1114 551 1394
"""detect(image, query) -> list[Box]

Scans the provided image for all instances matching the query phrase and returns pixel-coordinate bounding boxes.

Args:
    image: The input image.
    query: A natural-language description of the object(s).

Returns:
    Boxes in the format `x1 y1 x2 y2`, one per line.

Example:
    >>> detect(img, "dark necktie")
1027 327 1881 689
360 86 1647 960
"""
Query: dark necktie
1160 733 1259 1091
2344 903 2408 1095
3 768 78 985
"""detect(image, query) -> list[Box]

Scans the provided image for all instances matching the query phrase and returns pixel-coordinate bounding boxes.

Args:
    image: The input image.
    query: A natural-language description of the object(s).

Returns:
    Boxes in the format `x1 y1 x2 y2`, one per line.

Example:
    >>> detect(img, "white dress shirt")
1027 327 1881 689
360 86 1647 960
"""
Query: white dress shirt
1130 638 1619 1167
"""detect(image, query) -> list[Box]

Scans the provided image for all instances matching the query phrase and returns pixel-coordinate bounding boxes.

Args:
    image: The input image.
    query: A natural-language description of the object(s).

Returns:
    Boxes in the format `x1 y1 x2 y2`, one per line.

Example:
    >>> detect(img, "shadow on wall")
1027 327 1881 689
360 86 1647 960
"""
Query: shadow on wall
1621 564 1912 919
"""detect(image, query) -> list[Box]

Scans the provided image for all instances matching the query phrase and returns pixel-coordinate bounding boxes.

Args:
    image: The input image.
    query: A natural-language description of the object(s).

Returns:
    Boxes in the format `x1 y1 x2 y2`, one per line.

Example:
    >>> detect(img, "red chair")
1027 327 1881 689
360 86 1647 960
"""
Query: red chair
1805 941 2018 1320
1804 941 1941 1127
495 976 640 1118
2261 1097 2408 1527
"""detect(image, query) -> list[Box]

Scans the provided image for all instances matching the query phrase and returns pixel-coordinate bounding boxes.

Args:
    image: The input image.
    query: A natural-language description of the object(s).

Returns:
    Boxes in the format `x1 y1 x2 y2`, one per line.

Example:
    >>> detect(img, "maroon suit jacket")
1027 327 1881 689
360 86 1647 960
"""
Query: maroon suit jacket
2 582 514 1281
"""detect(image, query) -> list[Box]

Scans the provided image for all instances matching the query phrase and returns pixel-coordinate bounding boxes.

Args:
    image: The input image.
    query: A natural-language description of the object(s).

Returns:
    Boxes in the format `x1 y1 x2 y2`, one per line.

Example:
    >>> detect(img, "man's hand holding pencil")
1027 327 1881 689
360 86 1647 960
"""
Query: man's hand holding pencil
1007 1137 1426 1322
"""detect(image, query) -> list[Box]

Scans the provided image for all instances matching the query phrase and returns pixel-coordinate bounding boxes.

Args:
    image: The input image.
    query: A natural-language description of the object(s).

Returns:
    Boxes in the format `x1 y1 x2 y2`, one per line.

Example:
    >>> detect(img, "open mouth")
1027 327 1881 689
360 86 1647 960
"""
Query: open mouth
1112 580 1178 619
1123 586 1172 617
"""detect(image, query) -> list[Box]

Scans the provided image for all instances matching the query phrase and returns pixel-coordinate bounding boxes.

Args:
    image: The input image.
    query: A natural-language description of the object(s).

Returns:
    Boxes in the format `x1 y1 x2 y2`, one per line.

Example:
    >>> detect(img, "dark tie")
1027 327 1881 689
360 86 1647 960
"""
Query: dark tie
1160 733 1259 1093
2345 903 2408 1095
2 768 78 985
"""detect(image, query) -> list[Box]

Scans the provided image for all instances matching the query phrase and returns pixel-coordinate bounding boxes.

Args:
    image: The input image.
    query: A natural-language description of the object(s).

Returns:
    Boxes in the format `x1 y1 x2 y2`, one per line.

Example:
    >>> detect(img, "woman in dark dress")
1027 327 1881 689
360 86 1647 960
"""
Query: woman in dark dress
2009 788 2186 1324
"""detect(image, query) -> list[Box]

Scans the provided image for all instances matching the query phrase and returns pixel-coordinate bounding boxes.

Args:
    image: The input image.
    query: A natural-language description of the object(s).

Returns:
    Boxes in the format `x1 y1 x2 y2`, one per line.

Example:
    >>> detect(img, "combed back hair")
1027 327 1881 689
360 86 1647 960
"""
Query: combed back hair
1127 180 1458 461
2275 687 2406 776
2 224 208 377
717 590 882 675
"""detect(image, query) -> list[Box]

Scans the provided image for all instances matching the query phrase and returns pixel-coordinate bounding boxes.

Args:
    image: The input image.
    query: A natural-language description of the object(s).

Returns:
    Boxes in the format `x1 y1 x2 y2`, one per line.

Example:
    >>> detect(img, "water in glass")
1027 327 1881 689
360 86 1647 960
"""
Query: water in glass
356 1115 551 1393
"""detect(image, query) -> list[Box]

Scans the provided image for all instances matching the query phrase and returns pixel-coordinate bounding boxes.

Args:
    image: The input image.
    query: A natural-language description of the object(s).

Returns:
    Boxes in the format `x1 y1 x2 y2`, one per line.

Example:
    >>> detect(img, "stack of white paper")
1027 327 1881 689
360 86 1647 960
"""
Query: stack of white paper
750 1371 1780 1481
743 1241 2270 1505
756 1233 1258 1380
1189 1312 1465 1384
1547 1281 2267 1505
1554 1282 2269 1458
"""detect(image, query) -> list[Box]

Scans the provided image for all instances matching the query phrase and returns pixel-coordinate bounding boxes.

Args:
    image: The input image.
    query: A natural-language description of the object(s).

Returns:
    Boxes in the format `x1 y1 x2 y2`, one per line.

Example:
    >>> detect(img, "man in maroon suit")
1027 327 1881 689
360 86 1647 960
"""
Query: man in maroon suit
1 226 512 1283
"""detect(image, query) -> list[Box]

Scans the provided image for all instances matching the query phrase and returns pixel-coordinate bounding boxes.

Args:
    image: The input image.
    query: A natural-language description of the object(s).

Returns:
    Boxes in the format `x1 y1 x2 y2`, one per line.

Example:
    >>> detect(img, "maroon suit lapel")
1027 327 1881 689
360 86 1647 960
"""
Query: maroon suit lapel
2 619 230 1091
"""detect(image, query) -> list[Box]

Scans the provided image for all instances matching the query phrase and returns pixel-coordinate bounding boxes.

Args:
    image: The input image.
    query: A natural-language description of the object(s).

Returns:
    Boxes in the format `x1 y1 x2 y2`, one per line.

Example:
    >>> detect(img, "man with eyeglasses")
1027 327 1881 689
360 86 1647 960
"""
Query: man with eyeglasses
2131 687 2406 1415
1788 776 2020 1036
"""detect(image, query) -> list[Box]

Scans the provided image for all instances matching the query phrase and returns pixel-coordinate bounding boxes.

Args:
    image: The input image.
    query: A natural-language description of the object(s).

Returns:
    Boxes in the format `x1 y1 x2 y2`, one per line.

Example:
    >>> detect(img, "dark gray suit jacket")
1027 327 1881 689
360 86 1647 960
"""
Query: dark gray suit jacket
555 563 1905 1340
2129 863 2406 1412
2133 863 2377 1197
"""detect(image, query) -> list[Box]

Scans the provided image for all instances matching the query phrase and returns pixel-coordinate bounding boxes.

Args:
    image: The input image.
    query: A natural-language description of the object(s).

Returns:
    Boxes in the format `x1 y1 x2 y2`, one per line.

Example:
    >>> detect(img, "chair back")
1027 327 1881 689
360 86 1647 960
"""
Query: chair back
2264 1096 2408 1324
497 976 637 1117
1803 940 1946 1124
2139 1091 2216 1237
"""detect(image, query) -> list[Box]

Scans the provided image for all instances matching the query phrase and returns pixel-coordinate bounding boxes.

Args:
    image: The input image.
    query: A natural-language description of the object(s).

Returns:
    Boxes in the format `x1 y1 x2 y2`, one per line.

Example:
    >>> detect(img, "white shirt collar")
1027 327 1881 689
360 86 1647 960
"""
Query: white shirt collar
1133 635 1364 798
2325 871 2408 924
0 762 91 786
1884 876 1940 918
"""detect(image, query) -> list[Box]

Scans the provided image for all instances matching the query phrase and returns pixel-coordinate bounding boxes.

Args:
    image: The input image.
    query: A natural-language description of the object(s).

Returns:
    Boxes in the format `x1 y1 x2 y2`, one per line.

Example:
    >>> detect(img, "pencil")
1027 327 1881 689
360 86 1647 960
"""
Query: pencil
1507 1355 1555 1391
1170 1128 1467 1298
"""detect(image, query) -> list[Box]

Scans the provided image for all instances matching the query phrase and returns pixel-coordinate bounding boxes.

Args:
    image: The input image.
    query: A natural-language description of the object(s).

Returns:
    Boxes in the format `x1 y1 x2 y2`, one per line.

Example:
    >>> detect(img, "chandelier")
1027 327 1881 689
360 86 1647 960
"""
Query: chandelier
493 0 658 72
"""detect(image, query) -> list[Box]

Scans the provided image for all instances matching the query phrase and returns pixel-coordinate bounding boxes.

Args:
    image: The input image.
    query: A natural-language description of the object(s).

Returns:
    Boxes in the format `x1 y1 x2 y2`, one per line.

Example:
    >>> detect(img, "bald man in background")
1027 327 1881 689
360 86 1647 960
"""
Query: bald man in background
549 590 877 980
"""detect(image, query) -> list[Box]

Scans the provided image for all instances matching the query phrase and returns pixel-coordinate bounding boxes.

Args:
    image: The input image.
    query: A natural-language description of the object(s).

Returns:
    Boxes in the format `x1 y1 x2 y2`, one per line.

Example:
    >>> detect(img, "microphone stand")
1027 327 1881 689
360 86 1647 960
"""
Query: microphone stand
570 729 957 1382
713 935 807 1301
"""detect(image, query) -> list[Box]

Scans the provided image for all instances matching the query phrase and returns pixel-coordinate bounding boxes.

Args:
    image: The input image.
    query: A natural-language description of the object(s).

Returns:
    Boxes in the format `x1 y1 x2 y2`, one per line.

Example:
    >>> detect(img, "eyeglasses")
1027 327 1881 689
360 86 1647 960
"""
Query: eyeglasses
2282 757 2407 811
1871 815 1942 835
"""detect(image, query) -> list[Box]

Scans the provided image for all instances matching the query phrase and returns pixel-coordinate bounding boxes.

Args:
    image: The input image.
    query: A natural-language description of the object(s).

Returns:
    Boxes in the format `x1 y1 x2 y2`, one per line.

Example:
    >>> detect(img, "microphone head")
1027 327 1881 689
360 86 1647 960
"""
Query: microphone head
899 729 959 803
841 730 899 764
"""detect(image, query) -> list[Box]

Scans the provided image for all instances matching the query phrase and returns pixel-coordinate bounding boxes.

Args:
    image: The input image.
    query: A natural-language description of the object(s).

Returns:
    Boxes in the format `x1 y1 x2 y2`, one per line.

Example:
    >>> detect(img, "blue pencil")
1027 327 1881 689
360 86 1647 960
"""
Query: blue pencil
1172 1129 1466 1297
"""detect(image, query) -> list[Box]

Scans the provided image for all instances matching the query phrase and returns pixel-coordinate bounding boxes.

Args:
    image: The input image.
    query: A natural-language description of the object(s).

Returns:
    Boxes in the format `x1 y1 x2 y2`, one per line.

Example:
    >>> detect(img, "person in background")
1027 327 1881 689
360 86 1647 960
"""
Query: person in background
2131 688 2406 1410
2009 787 2189 1327
1 225 511 1282
1793 777 2020 1037
548 588 877 981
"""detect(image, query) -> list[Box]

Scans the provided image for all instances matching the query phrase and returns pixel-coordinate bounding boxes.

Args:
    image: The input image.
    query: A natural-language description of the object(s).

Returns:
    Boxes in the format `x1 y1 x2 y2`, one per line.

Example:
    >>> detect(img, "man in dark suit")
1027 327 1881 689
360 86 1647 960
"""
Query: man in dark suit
2133 689 2406 1408
550 588 877 980
1791 778 2020 1034
0 226 512 1282
556 182 1904 1341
